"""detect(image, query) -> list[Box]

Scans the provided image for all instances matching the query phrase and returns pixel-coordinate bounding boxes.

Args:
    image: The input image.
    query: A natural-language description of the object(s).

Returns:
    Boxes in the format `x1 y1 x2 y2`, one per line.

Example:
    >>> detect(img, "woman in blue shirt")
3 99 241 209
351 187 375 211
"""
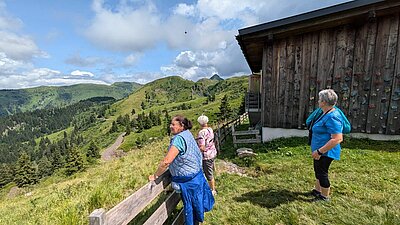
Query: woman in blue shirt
149 115 214 225
310 89 343 201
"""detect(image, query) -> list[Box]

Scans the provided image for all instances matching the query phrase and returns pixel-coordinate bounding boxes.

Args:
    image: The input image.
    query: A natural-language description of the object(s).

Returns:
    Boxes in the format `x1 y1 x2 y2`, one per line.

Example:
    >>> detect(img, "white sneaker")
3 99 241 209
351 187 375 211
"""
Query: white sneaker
212 190 217 196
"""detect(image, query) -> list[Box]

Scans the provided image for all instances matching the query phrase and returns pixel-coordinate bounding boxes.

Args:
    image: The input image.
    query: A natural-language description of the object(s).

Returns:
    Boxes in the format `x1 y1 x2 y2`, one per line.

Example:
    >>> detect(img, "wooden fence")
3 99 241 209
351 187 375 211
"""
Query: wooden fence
89 170 184 225
215 113 249 150
88 113 249 225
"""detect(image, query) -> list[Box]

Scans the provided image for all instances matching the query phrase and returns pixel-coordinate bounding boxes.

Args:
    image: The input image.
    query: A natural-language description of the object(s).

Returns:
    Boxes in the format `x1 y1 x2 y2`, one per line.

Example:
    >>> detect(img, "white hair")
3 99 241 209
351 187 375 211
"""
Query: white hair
197 114 209 125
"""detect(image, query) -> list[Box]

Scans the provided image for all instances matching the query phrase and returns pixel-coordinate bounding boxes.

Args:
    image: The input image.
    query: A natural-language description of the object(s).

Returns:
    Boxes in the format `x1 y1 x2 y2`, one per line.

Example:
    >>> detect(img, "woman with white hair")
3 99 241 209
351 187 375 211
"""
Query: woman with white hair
197 114 218 195
310 89 343 201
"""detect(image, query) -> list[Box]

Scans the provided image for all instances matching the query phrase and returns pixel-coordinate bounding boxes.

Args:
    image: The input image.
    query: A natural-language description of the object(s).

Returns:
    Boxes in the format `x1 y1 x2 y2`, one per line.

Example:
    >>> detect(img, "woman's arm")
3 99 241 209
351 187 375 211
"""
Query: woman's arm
312 133 343 159
149 146 180 181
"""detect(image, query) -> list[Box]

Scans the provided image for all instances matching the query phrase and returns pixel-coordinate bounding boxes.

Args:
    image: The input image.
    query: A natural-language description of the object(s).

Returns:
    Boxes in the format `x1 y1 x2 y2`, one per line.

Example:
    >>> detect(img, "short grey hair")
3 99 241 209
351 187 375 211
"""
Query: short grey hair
197 114 209 125
319 89 338 106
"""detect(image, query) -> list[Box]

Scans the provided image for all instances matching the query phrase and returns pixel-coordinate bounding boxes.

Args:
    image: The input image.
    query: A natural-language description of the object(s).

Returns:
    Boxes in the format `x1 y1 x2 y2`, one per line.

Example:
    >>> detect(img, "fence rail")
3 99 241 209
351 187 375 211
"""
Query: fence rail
215 113 248 149
89 170 184 225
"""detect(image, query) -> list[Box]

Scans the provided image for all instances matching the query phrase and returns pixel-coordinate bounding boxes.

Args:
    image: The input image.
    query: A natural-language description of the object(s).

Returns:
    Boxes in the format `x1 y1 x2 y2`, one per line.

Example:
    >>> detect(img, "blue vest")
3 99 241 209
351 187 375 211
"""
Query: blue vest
169 130 202 177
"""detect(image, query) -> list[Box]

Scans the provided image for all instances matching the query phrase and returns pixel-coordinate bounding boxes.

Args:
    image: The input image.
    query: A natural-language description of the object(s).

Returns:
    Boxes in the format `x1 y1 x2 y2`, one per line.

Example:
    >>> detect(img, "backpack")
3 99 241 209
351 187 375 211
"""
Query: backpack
306 106 351 134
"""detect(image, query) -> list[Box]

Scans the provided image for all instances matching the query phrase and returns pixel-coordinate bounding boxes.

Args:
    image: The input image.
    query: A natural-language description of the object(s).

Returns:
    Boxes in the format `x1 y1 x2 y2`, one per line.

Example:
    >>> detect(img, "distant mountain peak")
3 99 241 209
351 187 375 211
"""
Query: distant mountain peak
210 74 223 81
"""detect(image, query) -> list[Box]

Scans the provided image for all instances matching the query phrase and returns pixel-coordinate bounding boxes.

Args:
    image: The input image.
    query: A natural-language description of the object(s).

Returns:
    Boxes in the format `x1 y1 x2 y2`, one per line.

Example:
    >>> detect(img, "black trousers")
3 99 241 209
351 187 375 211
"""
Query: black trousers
313 156 334 188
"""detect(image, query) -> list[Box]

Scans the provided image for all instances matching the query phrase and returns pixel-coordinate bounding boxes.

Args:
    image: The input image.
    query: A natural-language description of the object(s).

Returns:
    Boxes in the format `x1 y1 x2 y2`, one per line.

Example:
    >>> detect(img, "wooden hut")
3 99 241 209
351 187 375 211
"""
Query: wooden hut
237 0 400 139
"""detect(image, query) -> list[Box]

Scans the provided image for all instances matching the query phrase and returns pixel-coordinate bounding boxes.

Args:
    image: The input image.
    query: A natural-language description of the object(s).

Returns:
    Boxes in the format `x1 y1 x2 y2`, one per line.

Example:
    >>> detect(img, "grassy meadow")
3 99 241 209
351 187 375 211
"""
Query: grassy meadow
1 75 399 224
1 129 399 224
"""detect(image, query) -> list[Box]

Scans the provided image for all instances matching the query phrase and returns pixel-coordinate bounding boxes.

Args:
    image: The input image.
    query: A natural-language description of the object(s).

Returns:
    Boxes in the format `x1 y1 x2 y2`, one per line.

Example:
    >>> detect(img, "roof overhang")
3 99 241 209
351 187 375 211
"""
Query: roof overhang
236 0 400 73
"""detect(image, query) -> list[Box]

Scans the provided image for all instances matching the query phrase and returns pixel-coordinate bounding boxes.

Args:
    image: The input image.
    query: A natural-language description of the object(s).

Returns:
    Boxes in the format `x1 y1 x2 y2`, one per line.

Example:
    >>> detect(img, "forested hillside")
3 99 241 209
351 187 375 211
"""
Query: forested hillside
0 82 142 117
0 75 248 189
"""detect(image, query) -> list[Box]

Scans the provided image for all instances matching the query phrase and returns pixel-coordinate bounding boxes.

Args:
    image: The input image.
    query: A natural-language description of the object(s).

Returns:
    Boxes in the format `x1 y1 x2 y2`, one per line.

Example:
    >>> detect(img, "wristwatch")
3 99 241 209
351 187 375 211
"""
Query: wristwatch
317 149 323 155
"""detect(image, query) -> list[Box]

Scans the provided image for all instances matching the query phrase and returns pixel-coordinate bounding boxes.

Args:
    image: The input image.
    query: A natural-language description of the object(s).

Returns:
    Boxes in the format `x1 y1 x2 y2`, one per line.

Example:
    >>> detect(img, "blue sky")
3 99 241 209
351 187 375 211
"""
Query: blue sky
0 0 351 89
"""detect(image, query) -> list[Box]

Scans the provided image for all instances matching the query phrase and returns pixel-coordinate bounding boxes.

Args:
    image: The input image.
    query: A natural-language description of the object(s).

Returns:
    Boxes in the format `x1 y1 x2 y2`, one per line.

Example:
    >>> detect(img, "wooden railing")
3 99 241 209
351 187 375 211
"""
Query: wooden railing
89 170 184 225
215 113 248 150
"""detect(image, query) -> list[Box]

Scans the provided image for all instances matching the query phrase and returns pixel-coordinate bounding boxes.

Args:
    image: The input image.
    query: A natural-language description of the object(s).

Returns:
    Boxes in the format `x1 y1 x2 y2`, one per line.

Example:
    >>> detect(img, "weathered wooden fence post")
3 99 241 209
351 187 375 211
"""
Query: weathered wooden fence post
89 208 106 225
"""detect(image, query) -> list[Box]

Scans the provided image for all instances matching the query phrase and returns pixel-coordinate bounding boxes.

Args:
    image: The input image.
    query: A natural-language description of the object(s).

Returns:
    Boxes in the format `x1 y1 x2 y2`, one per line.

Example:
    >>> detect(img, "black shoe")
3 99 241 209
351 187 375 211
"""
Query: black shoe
309 189 321 197
313 194 330 202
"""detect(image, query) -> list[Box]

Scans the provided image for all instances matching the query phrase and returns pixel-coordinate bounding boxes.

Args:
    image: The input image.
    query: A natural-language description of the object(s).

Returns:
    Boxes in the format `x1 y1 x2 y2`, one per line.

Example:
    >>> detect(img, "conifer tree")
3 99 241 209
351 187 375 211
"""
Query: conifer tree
163 112 171 136
14 152 38 187
65 148 84 176
218 94 233 121
110 121 118 133
125 124 131 135
51 148 65 170
86 141 100 160
131 108 136 115
0 163 14 187
37 156 53 178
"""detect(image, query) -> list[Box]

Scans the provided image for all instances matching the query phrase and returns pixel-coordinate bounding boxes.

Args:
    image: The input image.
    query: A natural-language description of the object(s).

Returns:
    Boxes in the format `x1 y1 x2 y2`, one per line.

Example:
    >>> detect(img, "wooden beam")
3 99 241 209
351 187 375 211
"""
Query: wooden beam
104 170 172 225
143 191 181 225
89 208 106 225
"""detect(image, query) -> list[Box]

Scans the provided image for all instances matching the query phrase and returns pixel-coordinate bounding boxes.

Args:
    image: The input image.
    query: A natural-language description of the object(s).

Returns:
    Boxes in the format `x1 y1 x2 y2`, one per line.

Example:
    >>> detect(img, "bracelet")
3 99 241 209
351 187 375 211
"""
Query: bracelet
317 149 323 155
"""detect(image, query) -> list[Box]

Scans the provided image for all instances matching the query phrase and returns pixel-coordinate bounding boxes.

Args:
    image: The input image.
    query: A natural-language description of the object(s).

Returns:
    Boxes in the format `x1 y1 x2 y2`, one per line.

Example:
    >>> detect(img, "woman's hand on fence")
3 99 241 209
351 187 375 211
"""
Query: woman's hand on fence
148 174 157 181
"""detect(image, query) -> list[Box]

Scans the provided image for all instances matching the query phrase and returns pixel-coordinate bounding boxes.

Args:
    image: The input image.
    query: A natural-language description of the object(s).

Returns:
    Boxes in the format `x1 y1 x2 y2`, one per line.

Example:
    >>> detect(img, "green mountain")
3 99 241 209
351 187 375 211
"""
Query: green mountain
0 75 249 224
210 74 224 81
0 82 142 117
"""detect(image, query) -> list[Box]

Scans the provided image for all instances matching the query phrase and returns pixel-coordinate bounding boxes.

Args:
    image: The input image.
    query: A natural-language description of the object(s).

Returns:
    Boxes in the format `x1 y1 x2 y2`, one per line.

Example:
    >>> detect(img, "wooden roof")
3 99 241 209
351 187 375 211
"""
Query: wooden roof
236 0 400 73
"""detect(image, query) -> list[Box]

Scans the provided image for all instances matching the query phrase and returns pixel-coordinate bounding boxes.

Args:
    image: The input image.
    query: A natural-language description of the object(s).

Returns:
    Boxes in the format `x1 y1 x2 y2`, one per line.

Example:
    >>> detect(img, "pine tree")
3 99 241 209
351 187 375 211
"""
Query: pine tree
37 156 53 178
65 148 85 176
218 94 233 121
125 124 131 135
238 95 246 115
86 141 100 160
14 152 38 187
110 121 118 133
163 112 171 136
131 108 136 115
0 163 14 187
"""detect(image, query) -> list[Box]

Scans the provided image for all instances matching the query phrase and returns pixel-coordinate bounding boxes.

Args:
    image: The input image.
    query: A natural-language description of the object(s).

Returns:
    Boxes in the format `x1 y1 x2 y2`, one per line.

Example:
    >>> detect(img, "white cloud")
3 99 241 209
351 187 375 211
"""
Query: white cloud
124 53 142 66
70 70 94 77
0 31 47 61
173 4 196 17
84 0 162 52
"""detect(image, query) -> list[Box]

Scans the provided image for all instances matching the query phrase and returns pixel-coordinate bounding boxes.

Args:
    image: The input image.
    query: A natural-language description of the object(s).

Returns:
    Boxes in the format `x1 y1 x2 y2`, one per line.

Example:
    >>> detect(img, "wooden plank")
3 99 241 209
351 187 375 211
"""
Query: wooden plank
105 170 172 225
367 17 392 133
332 25 347 96
349 23 368 132
171 209 185 225
317 29 335 92
387 14 400 134
89 208 106 225
299 33 312 128
271 41 279 127
292 36 302 128
232 130 260 135
342 25 355 115
285 37 295 128
277 39 287 128
384 14 400 134
308 32 319 115
360 20 378 133
234 138 262 144
143 191 181 225
263 42 274 127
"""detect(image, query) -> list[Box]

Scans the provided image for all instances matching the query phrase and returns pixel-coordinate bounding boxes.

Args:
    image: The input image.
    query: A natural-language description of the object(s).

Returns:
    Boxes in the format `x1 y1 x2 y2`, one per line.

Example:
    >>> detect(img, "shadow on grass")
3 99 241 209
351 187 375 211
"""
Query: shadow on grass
233 188 313 208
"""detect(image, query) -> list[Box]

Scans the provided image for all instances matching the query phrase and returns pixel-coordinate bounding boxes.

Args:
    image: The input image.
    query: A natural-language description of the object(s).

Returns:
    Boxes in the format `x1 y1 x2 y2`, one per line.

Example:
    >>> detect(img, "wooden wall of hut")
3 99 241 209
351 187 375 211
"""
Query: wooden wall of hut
261 13 400 134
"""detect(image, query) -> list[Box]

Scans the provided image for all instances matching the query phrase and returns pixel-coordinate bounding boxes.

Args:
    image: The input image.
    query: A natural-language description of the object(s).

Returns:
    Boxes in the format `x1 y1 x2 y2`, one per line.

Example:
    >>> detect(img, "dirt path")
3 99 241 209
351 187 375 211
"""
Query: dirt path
101 132 126 161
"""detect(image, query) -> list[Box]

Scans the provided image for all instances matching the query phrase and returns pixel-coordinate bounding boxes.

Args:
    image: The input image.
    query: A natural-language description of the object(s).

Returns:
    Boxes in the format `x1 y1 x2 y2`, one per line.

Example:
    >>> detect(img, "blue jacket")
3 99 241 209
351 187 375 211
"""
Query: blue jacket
172 171 215 225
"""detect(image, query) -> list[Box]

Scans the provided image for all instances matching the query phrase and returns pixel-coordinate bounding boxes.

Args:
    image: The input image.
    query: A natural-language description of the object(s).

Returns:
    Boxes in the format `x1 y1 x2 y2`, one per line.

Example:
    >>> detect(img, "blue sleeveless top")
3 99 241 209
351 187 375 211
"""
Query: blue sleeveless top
169 129 202 177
